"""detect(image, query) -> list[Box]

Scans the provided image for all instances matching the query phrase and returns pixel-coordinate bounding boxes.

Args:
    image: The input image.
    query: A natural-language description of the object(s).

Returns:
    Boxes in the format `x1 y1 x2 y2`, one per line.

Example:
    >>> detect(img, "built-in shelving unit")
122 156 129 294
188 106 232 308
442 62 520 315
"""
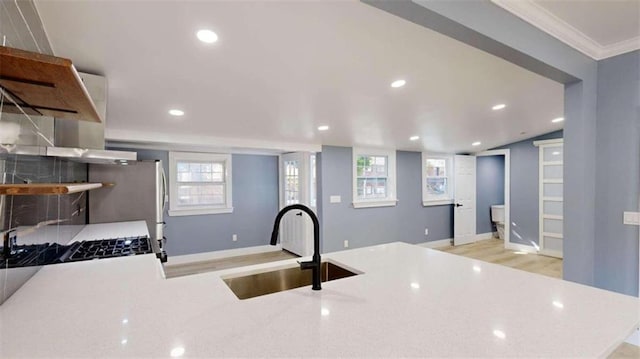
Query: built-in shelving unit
534 138 564 259
0 183 106 195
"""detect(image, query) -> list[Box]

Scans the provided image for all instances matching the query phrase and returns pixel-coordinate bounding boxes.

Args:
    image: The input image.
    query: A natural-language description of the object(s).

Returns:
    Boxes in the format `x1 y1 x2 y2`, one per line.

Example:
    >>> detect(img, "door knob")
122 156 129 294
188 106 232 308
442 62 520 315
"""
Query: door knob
454 203 463 207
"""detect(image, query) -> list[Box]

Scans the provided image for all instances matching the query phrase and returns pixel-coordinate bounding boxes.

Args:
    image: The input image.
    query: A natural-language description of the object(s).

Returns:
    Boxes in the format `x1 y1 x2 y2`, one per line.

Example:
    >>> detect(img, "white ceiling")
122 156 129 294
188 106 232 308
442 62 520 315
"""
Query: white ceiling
35 0 563 154
493 0 640 60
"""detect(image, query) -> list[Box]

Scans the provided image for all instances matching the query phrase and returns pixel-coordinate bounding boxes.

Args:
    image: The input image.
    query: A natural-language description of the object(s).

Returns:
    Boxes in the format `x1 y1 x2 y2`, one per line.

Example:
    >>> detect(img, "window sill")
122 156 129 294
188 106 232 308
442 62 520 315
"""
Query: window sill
168 207 234 217
422 199 453 207
352 199 397 209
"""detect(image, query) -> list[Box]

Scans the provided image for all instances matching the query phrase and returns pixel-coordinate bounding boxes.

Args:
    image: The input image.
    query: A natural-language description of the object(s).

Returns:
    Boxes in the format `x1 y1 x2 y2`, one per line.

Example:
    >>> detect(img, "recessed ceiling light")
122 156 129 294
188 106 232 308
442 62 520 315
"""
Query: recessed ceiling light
493 330 506 339
473 266 482 272
168 109 184 116
121 339 128 345
492 104 506 111
472 141 481 146
317 125 329 131
409 135 419 141
552 117 564 123
321 308 330 316
196 29 218 43
391 79 406 88
410 282 420 289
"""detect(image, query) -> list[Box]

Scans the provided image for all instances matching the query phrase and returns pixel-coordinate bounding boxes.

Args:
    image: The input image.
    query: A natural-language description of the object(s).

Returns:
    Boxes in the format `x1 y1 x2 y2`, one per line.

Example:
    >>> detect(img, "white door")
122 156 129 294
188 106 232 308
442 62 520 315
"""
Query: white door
454 155 477 246
280 152 316 256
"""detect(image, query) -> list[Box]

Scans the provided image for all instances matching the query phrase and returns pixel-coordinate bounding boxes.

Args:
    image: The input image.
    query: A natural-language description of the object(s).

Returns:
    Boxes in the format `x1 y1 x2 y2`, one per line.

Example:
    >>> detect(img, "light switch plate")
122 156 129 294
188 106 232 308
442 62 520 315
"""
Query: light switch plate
330 195 341 204
623 211 640 226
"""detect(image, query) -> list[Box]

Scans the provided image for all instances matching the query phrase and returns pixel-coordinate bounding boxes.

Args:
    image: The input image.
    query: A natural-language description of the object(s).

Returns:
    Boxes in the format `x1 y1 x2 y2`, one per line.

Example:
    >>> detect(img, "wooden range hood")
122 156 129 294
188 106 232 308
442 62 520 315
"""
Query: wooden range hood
0 46 102 123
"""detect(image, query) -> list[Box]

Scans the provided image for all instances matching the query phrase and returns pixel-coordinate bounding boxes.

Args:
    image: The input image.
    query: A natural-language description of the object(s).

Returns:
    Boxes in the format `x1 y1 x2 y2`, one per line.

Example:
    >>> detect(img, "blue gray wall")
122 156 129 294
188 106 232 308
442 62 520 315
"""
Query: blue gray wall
319 146 453 253
593 51 640 296
494 131 563 246
476 155 505 234
121 148 279 256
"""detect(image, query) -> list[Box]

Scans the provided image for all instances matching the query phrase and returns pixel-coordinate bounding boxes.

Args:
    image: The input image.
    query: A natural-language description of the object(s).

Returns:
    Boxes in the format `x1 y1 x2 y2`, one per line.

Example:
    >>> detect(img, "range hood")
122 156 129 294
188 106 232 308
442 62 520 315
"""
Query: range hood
0 46 136 164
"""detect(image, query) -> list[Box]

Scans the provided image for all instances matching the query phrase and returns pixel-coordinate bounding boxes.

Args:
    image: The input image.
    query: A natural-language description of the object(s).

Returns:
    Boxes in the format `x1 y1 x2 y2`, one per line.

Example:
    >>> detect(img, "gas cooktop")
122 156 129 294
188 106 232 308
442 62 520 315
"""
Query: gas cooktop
0 236 153 269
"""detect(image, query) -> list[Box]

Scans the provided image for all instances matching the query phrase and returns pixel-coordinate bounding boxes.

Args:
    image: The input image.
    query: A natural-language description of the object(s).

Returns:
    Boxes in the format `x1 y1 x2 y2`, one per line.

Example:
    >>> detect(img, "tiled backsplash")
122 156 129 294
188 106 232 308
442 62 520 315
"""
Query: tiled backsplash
2 155 88 229
0 154 88 304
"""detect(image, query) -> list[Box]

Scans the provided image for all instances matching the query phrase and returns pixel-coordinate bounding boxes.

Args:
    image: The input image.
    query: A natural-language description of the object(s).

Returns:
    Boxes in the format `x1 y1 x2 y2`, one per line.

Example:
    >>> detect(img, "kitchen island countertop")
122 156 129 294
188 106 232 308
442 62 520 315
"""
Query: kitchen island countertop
0 241 638 357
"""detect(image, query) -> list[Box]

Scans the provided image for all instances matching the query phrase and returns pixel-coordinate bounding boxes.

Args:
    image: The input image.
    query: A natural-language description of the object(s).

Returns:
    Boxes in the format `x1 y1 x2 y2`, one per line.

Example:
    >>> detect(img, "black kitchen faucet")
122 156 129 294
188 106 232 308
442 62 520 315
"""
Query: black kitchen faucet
270 204 321 290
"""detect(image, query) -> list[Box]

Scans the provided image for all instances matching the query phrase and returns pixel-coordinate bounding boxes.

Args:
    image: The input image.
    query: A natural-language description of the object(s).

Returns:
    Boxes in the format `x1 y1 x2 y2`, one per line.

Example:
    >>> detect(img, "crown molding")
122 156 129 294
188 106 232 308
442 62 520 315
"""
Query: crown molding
601 36 640 60
492 0 640 61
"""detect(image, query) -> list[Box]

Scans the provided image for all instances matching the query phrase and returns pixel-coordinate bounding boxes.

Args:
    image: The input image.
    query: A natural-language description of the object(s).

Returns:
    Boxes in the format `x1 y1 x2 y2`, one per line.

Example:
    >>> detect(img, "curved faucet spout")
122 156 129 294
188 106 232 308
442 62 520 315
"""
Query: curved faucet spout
270 204 321 290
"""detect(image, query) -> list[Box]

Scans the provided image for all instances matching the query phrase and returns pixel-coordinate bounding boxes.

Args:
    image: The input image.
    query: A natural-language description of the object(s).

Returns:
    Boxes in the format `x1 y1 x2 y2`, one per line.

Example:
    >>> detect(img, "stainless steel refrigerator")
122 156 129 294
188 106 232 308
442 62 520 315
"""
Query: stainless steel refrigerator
88 160 166 242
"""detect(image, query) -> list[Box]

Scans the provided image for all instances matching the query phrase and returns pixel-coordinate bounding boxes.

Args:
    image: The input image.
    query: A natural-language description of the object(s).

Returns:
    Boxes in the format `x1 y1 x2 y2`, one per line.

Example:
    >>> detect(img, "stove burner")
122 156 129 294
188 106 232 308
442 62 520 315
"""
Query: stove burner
1 236 153 268
65 236 152 261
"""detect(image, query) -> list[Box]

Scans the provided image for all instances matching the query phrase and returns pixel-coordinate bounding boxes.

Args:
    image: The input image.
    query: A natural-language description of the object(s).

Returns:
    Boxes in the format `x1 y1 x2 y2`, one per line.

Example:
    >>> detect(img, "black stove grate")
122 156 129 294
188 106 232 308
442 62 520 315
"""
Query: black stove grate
65 236 152 261
1 236 153 268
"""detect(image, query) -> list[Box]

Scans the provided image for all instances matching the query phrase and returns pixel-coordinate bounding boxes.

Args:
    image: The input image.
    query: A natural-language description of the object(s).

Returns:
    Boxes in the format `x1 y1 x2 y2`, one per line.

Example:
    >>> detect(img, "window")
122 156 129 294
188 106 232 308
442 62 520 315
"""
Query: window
283 158 300 206
422 153 453 206
352 148 397 208
168 152 232 216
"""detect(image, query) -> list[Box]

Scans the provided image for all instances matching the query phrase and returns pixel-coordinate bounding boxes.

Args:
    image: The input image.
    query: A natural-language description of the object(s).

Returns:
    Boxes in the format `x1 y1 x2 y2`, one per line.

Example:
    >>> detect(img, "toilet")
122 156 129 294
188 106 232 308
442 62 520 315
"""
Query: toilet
491 205 505 240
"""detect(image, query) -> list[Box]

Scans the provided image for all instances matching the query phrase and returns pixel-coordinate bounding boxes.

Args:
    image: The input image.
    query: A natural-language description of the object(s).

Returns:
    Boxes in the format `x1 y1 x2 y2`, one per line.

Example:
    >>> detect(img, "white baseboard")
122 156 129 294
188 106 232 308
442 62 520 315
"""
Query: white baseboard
419 233 493 248
166 244 283 265
474 232 495 242
417 238 453 249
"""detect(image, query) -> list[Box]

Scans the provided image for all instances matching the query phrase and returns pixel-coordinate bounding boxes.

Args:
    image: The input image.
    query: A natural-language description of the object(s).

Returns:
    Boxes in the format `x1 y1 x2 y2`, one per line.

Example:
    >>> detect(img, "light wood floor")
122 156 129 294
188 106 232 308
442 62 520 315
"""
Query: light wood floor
437 238 563 279
163 250 298 279
435 239 639 358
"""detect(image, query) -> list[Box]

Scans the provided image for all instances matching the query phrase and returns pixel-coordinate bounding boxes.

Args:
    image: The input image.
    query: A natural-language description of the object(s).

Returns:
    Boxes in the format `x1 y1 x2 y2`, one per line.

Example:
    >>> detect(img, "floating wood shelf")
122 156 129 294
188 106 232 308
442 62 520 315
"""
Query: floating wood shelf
0 183 105 195
0 46 102 123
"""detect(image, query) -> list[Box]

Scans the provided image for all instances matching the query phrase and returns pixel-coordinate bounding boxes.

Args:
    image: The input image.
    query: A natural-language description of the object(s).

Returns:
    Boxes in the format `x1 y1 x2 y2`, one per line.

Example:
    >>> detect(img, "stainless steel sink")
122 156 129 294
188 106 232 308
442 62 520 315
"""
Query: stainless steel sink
222 261 359 300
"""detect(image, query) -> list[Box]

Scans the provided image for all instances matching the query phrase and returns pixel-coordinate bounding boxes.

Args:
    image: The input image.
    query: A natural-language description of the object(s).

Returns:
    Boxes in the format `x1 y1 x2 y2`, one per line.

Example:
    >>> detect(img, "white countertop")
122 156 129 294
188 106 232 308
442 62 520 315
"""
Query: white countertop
69 221 150 242
0 242 638 357
12 220 149 245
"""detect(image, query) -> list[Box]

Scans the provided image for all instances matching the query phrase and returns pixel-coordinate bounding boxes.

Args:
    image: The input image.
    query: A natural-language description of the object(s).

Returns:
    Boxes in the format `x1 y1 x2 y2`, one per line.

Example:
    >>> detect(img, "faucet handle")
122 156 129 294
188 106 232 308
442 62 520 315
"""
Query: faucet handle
298 260 316 270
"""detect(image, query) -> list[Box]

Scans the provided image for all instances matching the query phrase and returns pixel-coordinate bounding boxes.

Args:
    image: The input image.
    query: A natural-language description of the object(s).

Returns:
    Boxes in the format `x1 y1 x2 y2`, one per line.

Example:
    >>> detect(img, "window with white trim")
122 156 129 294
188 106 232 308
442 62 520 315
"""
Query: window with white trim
168 152 233 216
352 148 397 208
422 153 454 206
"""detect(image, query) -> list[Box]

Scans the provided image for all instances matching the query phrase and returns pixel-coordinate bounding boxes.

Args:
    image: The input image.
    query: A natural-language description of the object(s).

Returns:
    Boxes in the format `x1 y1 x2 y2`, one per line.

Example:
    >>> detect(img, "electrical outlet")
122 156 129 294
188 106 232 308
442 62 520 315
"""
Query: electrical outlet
624 212 640 226
344 240 349 248
424 228 429 236
330 195 342 204
232 234 238 242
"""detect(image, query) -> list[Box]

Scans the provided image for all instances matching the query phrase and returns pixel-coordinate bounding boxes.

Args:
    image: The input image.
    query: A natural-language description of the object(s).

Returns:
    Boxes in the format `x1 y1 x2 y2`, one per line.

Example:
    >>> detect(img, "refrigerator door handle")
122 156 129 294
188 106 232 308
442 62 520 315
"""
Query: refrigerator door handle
161 165 168 212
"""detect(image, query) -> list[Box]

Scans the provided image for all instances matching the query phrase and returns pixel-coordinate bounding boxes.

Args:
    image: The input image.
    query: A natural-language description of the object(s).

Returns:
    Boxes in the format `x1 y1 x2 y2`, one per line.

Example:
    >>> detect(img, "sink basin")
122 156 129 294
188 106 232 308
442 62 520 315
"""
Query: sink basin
222 261 360 299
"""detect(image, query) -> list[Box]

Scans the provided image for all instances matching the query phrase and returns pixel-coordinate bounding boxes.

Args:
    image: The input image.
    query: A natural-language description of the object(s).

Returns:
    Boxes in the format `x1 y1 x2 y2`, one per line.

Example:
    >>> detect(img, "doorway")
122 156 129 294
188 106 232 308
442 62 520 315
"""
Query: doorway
279 152 316 257
475 149 520 250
